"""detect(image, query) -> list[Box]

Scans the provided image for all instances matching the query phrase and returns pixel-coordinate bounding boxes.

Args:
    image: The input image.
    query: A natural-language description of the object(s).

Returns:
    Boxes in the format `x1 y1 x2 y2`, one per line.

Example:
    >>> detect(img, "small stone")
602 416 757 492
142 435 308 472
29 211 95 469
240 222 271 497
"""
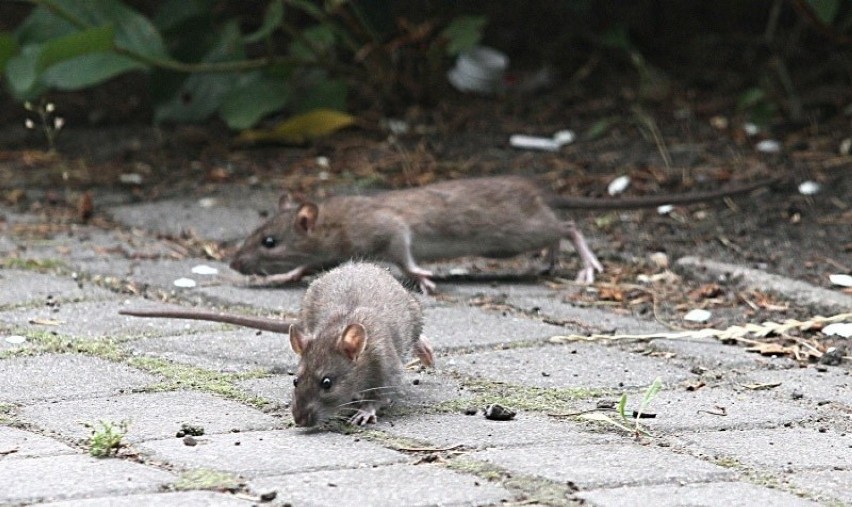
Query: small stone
684 309 712 323
183 435 197 446
463 407 478 416
790 390 804 400
819 347 844 366
756 139 781 153
191 265 219 275
259 491 278 502
179 423 205 436
798 181 821 196
173 278 197 288
483 404 516 421
607 175 631 196
412 378 420 386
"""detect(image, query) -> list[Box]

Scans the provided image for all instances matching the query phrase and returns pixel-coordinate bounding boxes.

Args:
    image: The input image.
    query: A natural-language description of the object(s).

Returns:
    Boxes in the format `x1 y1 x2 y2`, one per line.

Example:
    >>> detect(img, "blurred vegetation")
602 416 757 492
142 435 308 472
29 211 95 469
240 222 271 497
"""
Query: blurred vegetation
0 0 849 129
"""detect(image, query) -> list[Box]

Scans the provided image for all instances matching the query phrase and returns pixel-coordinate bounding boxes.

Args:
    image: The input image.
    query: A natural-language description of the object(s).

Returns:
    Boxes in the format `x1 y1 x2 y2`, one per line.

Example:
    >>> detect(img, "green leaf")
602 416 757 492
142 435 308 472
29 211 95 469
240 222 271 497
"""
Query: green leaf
297 77 347 112
616 393 628 421
15 6 77 43
219 74 291 130
0 32 19 72
441 15 487 55
37 24 115 72
244 0 284 44
153 0 216 33
236 108 355 145
807 0 841 23
4 45 43 98
289 24 336 61
637 377 663 419
41 52 144 90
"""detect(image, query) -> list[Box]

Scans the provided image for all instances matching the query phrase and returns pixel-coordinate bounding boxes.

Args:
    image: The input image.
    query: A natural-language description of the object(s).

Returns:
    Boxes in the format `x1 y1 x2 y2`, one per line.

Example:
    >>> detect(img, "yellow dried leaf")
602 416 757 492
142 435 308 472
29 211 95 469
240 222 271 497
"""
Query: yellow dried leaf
236 108 356 145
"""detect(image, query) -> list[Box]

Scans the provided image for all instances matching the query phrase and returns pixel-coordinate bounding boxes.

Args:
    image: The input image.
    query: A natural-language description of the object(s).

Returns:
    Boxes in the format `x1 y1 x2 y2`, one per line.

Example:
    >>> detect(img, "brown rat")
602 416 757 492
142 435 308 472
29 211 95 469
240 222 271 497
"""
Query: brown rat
230 175 773 293
120 261 433 427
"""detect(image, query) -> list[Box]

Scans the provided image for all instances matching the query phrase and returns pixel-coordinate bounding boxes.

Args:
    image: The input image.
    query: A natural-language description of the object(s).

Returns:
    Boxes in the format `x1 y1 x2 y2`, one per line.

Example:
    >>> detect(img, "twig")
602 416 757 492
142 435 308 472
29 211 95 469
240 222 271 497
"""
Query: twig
397 444 463 452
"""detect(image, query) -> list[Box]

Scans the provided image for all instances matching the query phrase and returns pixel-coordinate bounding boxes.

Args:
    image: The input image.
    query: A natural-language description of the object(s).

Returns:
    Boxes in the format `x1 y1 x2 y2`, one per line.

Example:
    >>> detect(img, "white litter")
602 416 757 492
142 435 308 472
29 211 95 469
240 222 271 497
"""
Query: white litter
756 140 781 153
829 274 852 288
552 130 576 146
119 173 143 185
316 156 330 168
798 181 821 195
197 198 217 208
607 175 631 196
657 204 674 215
5 335 26 345
509 135 560 151
743 123 759 136
191 265 219 275
684 309 712 323
822 322 852 338
173 278 197 288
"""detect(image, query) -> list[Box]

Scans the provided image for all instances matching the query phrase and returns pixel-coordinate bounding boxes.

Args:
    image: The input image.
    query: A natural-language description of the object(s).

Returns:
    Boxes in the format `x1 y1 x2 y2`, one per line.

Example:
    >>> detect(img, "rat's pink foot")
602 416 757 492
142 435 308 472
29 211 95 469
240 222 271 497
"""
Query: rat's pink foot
415 337 435 367
249 266 307 286
349 406 377 426
406 267 436 294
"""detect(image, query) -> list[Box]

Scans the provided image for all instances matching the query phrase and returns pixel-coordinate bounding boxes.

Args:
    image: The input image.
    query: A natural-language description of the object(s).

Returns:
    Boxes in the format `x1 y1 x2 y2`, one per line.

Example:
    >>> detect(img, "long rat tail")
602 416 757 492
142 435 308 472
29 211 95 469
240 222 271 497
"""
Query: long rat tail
119 308 294 334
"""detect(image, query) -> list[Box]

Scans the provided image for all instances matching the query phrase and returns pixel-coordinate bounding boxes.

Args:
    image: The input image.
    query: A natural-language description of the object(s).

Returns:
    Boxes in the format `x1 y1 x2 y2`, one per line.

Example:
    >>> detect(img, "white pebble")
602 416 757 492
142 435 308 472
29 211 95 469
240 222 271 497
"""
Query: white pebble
649 252 669 268
822 323 852 338
797 181 821 195
657 204 674 215
197 198 217 208
839 138 851 156
173 278 197 288
756 140 781 153
607 175 631 196
191 265 219 275
743 123 759 136
829 274 852 288
119 173 143 185
683 309 712 323
316 156 330 168
5 335 26 345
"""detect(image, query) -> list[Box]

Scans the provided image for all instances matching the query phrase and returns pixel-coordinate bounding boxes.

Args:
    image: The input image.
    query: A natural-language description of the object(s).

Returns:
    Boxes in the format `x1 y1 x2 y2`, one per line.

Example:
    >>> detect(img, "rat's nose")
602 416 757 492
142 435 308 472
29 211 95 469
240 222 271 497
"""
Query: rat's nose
229 257 243 272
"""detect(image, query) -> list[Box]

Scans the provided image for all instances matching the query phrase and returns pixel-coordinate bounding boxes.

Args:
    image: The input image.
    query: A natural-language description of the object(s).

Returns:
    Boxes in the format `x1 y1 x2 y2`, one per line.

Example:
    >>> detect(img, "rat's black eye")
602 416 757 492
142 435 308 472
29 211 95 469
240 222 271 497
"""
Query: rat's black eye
321 377 333 390
262 236 277 249
293 377 299 387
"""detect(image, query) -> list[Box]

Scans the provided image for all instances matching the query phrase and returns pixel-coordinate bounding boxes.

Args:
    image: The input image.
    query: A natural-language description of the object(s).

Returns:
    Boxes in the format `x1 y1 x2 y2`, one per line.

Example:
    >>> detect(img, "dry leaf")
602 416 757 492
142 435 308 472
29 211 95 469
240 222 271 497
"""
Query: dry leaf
745 342 791 356
689 283 723 301
29 318 64 326
236 109 356 145
742 382 782 390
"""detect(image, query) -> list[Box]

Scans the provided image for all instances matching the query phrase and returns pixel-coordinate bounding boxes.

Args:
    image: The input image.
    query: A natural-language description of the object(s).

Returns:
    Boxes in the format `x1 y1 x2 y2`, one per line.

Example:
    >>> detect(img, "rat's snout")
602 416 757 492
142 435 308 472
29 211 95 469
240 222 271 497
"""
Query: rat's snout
292 400 318 427
229 257 245 273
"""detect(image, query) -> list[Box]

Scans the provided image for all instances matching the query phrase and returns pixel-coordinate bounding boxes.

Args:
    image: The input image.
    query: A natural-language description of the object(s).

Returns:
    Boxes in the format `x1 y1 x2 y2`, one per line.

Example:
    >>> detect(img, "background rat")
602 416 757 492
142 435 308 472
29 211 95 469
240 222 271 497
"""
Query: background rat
229 175 772 293
121 261 433 427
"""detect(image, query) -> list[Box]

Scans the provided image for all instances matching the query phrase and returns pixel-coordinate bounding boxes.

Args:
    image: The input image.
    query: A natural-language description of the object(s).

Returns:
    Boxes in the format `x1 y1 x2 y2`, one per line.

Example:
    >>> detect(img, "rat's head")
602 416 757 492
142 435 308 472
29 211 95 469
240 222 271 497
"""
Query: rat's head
288 322 371 427
230 195 322 275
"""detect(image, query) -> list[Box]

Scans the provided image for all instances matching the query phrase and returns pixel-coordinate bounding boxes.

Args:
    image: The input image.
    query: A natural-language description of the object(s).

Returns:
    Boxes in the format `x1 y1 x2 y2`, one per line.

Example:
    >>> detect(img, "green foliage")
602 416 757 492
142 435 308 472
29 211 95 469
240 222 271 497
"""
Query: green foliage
807 0 841 23
85 419 129 458
1 1 489 128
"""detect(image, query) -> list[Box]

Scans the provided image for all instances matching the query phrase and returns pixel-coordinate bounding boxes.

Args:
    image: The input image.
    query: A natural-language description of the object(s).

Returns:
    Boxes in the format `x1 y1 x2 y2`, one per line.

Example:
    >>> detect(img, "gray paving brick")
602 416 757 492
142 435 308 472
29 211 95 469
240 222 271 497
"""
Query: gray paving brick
0 354 160 404
248 463 512 507
0 270 112 309
577 481 819 506
197 284 306 314
474 442 734 489
126 329 296 373
136 429 406 477
124 259 234 292
649 338 798 370
18 391 280 443
432 280 556 301
508 294 669 334
0 454 175 504
377 413 619 448
743 366 852 407
107 198 268 242
41 491 255 507
609 385 815 432
678 428 852 470
788 470 852 504
0 426 75 459
423 306 565 350
2 299 221 340
677 256 852 312
444 343 693 390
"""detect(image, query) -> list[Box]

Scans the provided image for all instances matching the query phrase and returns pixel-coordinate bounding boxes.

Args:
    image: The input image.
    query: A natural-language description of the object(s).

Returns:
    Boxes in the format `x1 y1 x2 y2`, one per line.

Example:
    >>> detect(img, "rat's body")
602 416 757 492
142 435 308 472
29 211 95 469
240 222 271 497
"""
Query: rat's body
230 176 772 292
120 262 432 427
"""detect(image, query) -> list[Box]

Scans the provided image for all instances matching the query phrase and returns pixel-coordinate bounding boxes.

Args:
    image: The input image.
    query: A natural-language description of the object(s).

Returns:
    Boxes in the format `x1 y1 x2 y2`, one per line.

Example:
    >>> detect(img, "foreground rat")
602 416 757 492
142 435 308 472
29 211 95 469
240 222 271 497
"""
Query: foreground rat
229 175 772 293
121 262 433 427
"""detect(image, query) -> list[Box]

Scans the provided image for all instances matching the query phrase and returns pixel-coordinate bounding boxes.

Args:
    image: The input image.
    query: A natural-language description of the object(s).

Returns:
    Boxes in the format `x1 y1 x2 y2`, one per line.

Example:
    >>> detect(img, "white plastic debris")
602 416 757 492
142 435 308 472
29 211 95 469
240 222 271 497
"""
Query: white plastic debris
173 278 197 288
683 309 712 323
607 175 631 196
316 156 330 168
649 252 669 269
798 181 821 195
5 335 26 345
448 46 508 94
657 204 674 215
448 268 470 276
829 274 852 288
839 138 851 156
191 265 219 275
756 140 781 153
509 135 560 151
198 198 217 208
384 119 409 135
822 322 852 338
743 123 759 136
552 130 576 146
119 173 143 185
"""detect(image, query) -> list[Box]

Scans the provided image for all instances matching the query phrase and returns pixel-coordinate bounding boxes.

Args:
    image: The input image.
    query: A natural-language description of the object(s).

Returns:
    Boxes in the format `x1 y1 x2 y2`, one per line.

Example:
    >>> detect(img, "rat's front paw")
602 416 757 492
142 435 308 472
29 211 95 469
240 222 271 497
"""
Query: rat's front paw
348 407 377 426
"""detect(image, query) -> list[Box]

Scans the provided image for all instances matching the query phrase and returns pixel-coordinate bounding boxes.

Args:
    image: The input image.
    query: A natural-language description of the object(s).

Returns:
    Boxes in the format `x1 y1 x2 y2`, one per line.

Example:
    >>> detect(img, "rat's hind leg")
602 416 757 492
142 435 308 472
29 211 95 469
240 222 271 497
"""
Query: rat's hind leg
414 337 434 367
385 228 436 293
564 221 603 283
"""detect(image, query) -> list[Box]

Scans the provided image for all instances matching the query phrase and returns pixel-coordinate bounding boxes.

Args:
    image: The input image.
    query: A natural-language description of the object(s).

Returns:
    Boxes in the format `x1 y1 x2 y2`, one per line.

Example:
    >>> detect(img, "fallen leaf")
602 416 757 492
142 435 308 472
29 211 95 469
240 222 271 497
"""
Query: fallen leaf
745 342 791 356
29 318 64 326
742 382 782 390
236 108 356 145
689 283 723 301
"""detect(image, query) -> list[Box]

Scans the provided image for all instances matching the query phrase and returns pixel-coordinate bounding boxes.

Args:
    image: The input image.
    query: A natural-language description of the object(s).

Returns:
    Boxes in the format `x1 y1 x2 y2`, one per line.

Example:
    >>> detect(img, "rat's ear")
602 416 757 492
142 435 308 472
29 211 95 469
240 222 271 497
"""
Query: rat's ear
289 324 308 355
294 203 318 234
337 323 367 362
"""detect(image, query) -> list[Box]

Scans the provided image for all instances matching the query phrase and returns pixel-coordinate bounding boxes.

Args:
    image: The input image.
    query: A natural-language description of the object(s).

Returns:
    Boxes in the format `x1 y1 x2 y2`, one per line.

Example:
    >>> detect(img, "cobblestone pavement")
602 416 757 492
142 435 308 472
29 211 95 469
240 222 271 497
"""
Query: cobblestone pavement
1 194 850 507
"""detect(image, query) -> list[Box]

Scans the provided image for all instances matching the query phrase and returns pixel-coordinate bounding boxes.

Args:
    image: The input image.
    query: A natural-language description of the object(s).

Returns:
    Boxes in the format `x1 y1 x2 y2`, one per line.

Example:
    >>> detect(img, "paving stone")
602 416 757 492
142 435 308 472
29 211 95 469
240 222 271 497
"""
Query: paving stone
433 280 557 301
743 366 852 407
41 491 255 507
0 454 175 504
18 391 280 443
678 428 852 470
124 258 234 292
196 284 305 314
1 332 37 352
423 306 565 350
474 442 734 489
248 463 512 507
577 481 819 506
444 343 693 390
608 385 815 432
2 299 221 340
788 470 852 504
0 354 160 404
0 270 112 309
508 294 669 335
136 429 406 477
649 338 798 371
376 412 619 448
677 256 852 313
126 329 296 373
0 426 75 459
107 198 268 242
